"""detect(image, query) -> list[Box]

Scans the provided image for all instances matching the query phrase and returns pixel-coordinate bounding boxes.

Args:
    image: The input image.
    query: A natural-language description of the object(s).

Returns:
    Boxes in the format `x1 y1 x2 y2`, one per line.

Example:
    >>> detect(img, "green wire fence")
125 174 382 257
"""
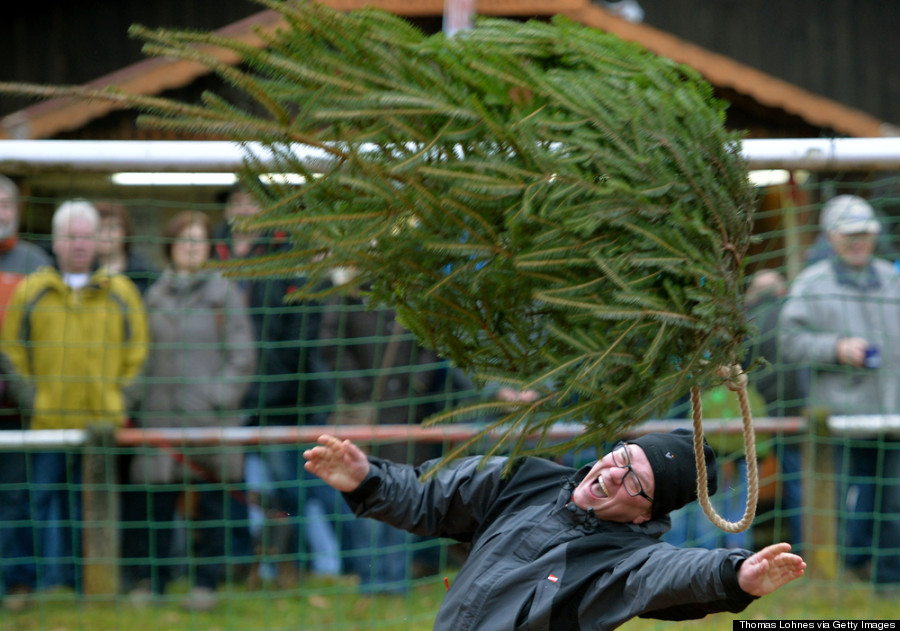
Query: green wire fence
0 141 899 628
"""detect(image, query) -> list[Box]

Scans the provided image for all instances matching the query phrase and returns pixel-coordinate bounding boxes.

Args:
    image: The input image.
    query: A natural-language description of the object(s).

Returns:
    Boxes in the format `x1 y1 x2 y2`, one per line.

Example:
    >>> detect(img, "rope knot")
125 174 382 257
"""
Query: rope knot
716 363 748 392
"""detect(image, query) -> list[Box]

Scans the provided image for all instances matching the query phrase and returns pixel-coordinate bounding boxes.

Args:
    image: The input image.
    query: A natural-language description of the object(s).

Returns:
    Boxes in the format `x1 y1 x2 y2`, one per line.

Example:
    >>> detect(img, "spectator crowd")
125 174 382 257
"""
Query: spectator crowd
0 179 897 613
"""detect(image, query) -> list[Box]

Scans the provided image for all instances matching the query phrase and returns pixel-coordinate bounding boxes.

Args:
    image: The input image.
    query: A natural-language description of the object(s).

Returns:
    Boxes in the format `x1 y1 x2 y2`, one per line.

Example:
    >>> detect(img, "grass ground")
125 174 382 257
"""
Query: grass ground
2 573 896 631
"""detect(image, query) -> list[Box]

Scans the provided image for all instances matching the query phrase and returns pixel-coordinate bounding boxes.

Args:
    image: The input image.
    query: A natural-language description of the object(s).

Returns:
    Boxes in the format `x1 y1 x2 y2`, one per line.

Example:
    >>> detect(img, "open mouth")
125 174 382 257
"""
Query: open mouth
589 476 610 500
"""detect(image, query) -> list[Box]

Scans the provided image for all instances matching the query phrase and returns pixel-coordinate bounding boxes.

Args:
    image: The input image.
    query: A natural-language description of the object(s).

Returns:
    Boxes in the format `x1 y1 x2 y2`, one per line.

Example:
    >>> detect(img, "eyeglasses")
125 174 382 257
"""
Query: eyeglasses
837 232 877 243
610 442 653 503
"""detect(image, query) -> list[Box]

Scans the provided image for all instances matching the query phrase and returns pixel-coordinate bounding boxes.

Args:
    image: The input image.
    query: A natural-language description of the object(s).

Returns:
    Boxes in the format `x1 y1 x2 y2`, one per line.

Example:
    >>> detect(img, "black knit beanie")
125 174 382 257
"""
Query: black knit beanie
629 428 718 520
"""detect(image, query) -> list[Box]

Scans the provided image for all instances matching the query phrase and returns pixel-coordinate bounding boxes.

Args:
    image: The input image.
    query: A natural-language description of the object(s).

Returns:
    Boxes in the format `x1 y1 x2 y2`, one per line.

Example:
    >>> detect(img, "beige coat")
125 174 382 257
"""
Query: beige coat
130 270 256 484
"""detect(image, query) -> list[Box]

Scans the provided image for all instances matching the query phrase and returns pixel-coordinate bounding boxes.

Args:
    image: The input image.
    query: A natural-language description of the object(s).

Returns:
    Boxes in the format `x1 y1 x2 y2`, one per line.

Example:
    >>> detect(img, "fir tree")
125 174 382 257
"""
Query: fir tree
0 1 756 462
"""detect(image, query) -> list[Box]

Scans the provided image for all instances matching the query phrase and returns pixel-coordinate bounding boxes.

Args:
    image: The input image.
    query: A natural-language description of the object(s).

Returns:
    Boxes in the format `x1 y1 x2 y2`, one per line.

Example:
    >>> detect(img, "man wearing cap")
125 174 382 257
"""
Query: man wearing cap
780 194 900 589
304 429 805 630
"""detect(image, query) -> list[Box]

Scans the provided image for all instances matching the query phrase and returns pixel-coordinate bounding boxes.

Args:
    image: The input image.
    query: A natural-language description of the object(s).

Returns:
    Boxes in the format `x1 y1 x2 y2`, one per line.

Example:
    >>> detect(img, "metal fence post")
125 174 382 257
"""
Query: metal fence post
82 422 119 596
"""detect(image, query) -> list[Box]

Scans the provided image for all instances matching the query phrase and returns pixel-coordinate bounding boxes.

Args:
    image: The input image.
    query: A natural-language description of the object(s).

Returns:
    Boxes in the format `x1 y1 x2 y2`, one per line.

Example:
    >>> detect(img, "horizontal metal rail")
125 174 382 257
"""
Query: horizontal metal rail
1 138 900 173
0 417 808 450
826 414 900 438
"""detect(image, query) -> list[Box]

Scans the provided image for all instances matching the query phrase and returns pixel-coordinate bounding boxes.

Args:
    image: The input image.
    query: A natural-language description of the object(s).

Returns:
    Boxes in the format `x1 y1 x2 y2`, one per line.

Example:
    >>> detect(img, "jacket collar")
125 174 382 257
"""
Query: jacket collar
830 257 881 290
40 266 113 293
158 267 210 291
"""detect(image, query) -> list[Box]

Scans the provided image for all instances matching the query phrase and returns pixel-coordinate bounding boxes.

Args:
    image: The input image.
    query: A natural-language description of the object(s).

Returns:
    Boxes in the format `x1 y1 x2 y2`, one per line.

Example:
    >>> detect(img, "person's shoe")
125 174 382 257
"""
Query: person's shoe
847 563 872 583
127 583 156 608
181 587 217 612
2 585 33 613
275 561 301 590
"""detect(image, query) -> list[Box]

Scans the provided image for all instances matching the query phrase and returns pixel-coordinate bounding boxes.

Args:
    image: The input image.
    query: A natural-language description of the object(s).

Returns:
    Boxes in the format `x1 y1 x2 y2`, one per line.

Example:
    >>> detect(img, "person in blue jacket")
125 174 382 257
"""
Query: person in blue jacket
304 429 805 631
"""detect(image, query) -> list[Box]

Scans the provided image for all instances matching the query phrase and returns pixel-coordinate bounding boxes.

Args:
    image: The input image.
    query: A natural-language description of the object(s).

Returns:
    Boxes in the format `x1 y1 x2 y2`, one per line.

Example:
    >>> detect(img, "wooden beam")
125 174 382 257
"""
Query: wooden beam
2 0 889 140
2 0 588 140
321 0 586 15
2 10 288 140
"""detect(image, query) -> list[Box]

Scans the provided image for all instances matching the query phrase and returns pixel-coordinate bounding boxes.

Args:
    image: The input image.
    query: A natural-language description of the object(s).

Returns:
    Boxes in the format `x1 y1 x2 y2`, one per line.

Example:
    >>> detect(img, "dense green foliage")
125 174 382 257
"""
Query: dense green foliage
1 1 757 458
136 1 755 457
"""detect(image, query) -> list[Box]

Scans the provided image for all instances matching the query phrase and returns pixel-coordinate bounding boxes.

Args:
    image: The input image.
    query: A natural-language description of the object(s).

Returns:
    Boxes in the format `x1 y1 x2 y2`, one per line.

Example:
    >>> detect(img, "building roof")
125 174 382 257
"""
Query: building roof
1 0 891 140
567 4 892 138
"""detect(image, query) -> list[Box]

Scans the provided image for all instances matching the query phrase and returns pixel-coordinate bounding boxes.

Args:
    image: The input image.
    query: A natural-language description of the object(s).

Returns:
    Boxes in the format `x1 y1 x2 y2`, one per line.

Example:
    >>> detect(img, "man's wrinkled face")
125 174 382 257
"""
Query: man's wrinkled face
571 443 655 524
53 216 98 274
829 231 877 269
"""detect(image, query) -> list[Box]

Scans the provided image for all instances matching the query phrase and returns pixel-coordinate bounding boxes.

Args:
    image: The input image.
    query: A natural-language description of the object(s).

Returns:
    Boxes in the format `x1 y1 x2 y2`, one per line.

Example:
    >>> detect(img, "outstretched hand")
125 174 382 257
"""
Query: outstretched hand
737 543 806 596
303 434 371 492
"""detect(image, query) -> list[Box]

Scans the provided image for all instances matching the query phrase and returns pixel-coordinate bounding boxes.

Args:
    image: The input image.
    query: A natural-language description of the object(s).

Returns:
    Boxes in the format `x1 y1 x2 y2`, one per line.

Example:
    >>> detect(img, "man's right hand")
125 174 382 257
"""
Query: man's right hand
836 337 869 368
303 434 371 492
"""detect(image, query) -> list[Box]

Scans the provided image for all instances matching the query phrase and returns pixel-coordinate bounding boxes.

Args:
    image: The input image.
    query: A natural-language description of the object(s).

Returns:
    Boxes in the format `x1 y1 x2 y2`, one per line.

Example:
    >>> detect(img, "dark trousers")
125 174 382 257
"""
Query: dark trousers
835 442 900 584
123 487 228 593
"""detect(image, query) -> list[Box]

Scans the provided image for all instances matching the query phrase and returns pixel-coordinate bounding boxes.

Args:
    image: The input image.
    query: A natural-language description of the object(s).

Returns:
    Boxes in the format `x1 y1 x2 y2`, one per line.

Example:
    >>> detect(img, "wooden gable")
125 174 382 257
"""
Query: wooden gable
1 0 890 140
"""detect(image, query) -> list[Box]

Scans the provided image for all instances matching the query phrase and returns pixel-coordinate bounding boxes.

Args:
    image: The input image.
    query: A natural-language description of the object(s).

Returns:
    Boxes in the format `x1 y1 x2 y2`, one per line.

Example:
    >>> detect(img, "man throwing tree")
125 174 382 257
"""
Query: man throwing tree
305 428 805 630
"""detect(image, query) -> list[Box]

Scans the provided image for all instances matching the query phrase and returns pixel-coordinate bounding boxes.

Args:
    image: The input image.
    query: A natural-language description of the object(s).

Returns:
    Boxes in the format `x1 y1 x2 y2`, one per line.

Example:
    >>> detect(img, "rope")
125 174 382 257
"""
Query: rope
689 364 758 533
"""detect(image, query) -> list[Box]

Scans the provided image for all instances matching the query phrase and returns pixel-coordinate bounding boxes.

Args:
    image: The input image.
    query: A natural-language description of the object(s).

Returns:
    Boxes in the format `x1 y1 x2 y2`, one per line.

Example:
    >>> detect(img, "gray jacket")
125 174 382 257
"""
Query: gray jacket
779 257 900 415
345 455 755 631
131 270 256 484
0 239 52 417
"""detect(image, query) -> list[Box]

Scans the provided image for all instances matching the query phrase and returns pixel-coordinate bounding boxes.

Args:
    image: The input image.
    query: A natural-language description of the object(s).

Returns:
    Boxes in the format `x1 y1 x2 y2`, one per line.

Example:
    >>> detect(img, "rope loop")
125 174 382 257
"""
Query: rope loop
690 363 758 533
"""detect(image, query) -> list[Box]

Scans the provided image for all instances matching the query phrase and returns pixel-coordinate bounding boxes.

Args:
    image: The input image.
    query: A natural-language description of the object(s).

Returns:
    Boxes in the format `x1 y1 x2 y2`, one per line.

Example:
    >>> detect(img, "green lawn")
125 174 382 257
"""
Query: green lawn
622 580 898 631
3 574 895 631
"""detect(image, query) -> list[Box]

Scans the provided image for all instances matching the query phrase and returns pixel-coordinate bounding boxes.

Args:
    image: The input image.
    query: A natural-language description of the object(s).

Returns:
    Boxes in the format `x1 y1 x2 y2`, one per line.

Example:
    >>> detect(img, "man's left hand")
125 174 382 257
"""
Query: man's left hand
737 543 806 596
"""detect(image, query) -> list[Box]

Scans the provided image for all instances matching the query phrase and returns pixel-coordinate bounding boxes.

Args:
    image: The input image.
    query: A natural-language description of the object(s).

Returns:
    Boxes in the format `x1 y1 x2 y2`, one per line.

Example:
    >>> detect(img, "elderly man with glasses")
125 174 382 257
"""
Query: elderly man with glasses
305 428 805 631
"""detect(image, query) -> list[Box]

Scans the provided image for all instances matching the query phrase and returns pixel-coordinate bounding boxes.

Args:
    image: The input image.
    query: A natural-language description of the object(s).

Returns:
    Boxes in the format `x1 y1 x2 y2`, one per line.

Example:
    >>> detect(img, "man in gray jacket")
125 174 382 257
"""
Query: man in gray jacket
304 430 805 630
779 195 900 588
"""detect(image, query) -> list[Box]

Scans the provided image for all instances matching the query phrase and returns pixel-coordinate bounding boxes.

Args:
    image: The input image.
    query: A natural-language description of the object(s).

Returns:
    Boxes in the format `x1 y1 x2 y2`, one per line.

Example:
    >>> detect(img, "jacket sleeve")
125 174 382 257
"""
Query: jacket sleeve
245 276 318 411
317 296 370 402
778 273 841 365
605 544 756 623
342 455 510 541
0 280 35 412
213 281 257 413
115 277 149 404
115 276 149 382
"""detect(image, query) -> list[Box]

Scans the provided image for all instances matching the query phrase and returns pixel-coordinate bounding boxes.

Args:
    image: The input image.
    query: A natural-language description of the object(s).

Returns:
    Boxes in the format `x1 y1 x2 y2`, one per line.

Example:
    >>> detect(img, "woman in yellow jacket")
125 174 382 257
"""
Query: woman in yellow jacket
0 199 147 598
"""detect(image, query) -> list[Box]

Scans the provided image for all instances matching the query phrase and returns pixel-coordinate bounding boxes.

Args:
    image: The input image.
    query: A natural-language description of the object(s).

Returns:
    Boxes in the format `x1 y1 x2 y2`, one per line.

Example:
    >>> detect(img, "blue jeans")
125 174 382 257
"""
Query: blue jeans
777 440 804 551
835 444 876 571
664 457 752 549
125 487 228 592
0 448 34 592
351 519 410 594
251 446 343 576
835 441 900 584
880 444 900 584
0 451 82 593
